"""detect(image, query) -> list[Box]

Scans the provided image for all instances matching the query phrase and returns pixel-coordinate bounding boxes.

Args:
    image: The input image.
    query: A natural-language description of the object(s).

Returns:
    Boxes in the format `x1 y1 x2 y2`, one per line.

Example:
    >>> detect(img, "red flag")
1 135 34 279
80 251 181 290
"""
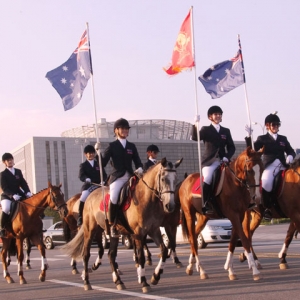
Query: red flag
164 10 195 75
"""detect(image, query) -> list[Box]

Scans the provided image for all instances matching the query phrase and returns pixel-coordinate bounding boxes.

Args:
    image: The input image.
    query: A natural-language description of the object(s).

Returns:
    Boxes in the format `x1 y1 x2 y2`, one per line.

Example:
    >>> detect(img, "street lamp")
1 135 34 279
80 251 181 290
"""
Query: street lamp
252 122 265 134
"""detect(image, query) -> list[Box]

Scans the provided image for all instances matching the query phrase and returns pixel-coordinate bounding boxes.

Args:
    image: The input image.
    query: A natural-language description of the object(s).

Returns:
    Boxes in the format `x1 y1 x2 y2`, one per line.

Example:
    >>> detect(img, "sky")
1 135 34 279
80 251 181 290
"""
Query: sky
1 0 300 156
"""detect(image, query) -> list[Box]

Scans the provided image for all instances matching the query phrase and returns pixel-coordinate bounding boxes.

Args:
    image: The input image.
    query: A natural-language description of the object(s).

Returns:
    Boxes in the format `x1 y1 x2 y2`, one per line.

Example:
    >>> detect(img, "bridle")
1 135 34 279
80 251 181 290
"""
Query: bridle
49 187 66 210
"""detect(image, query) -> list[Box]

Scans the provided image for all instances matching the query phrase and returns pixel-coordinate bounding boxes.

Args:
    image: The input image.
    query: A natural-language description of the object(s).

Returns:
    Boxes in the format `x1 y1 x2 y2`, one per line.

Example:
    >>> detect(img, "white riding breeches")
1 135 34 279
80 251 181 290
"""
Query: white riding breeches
262 159 285 192
110 172 130 204
1 199 11 214
79 190 90 203
202 160 221 185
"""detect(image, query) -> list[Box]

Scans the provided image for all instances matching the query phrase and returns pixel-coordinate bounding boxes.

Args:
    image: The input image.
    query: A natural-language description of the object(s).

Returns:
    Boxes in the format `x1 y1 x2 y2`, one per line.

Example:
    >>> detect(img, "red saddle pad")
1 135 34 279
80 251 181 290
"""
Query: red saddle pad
191 177 203 195
99 193 131 212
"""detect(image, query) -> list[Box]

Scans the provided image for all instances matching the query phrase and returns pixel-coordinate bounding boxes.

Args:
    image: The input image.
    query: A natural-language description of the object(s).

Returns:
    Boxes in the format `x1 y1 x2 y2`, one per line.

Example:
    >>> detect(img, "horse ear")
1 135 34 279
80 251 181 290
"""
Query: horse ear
59 183 62 188
48 181 52 188
161 157 167 167
175 158 183 168
246 146 252 156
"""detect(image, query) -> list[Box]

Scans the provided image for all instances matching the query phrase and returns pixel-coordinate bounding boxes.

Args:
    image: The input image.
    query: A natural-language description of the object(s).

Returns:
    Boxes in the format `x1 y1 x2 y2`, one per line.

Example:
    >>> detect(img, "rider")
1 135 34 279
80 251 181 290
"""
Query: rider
102 118 143 237
192 106 236 214
143 144 160 171
77 145 107 226
245 113 295 220
0 153 33 237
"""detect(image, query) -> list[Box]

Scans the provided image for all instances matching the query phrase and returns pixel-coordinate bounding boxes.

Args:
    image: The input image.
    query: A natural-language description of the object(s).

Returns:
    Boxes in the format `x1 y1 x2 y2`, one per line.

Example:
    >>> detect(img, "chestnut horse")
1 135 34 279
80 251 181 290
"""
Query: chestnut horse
62 157 182 293
0 182 67 284
178 147 264 281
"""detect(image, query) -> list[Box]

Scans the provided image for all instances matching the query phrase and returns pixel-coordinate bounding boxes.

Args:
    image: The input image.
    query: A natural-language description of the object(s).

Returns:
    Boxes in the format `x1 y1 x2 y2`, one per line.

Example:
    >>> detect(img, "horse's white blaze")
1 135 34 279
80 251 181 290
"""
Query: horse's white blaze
154 258 165 274
278 243 287 258
247 252 260 275
224 251 233 270
137 265 145 284
41 257 47 270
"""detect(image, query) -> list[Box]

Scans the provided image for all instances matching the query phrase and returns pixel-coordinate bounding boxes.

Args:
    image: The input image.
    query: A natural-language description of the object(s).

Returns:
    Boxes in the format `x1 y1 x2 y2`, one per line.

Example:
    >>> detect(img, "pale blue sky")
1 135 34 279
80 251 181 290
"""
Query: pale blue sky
1 0 299 156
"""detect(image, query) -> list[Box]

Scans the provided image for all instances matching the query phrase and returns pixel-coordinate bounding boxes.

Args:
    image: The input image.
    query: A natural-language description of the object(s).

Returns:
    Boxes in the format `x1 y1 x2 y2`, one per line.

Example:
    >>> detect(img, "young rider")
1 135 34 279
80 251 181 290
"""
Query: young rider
192 106 236 214
0 153 33 237
102 118 143 237
245 113 295 220
143 144 160 171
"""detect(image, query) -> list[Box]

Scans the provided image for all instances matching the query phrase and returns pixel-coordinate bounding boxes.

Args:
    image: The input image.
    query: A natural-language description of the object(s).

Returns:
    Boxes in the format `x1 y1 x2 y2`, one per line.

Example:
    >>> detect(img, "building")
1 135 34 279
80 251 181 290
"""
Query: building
0 119 247 200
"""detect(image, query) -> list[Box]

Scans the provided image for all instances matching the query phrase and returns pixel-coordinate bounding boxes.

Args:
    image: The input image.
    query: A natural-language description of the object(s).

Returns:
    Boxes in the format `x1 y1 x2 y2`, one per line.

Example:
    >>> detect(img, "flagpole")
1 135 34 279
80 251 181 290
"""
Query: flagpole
190 6 204 206
238 34 254 149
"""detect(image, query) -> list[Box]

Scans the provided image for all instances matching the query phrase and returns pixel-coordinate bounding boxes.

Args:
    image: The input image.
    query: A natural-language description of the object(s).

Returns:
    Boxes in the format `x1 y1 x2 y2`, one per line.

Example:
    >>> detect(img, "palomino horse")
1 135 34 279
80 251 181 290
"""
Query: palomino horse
62 157 182 293
178 147 264 281
0 182 67 284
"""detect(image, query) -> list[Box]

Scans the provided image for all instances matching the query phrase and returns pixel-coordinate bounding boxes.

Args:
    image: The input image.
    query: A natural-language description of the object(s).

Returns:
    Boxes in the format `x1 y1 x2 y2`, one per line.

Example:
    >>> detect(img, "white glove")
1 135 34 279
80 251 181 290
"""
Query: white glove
94 142 100 151
13 194 21 201
222 157 229 163
245 124 253 136
194 115 200 123
85 178 91 183
26 192 33 198
135 167 144 176
286 155 293 164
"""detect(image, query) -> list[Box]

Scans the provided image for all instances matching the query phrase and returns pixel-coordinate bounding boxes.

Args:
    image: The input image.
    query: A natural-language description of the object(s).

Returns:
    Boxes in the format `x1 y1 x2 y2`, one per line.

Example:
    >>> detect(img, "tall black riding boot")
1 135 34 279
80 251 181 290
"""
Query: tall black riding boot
202 183 214 214
0 211 10 237
77 201 85 226
108 201 119 237
262 188 273 221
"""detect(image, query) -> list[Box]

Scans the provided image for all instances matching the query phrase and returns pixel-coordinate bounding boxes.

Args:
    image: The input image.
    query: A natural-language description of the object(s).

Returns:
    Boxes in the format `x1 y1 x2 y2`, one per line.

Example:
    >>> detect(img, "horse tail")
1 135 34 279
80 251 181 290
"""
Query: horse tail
62 218 72 242
180 210 189 240
8 238 17 257
61 226 84 259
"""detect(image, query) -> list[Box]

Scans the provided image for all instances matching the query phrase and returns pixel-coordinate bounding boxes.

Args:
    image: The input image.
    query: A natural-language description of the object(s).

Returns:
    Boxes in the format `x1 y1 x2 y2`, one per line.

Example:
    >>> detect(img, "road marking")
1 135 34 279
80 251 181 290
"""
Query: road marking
48 279 179 300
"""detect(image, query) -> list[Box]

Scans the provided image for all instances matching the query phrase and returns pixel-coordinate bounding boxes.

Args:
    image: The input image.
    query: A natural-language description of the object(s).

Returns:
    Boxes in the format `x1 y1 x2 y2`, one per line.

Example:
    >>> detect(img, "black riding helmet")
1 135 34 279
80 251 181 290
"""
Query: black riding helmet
207 105 223 117
265 114 281 125
84 145 96 154
2 152 13 162
146 144 160 152
114 118 131 130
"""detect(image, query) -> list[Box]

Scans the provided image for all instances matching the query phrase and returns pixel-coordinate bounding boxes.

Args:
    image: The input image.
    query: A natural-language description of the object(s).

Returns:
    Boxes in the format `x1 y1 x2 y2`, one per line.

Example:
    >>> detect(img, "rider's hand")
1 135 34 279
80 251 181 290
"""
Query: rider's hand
26 192 33 198
222 157 229 163
245 124 253 137
94 142 100 151
85 178 91 183
134 167 143 176
286 155 293 164
194 115 200 123
13 194 21 201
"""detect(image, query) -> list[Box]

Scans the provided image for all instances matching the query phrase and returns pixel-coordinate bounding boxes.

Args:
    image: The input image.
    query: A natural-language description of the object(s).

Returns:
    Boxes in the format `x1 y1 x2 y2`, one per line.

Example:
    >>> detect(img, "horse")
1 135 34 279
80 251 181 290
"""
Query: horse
62 157 182 293
0 182 67 284
178 147 264 281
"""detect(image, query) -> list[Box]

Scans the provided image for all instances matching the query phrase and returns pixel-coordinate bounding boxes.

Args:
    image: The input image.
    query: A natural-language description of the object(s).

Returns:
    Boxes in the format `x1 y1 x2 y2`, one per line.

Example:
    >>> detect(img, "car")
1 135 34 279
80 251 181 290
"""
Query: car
43 221 65 249
161 219 241 249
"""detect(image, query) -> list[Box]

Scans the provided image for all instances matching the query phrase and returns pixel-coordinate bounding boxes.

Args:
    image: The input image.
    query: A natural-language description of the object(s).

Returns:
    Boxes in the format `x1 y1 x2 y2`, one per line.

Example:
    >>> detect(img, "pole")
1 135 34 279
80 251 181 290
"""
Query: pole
238 34 254 149
190 7 204 206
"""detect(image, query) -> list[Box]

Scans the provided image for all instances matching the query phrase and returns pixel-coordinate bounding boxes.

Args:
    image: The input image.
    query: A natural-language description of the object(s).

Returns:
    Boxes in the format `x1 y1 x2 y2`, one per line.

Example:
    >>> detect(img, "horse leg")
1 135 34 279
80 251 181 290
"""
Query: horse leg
165 223 182 268
1 239 14 283
15 239 26 284
278 222 296 270
108 237 125 290
25 239 32 270
224 229 239 280
144 242 152 266
91 230 104 271
71 258 79 274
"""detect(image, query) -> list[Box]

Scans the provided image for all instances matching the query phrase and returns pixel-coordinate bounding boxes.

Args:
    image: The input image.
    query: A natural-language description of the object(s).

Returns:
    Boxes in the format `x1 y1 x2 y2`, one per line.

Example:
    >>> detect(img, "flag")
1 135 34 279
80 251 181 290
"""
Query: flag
164 10 195 75
198 51 244 99
46 30 92 111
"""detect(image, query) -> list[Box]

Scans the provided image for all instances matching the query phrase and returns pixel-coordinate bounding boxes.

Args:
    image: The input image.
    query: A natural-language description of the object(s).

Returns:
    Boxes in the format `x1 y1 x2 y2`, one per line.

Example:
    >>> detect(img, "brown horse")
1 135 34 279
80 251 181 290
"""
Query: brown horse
0 182 67 284
178 147 264 281
62 157 182 293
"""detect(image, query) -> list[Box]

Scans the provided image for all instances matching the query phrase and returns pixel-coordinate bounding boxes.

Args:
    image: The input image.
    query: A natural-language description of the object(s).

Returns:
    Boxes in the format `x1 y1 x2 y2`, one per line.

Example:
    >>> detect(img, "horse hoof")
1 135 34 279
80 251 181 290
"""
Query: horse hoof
146 260 152 266
150 276 158 285
176 262 183 268
72 269 79 275
84 284 92 291
39 275 46 282
20 279 27 284
253 274 262 281
142 286 151 293
229 274 238 280
6 277 14 284
200 273 209 280
186 268 193 276
116 283 126 290
279 263 289 270
26 265 32 270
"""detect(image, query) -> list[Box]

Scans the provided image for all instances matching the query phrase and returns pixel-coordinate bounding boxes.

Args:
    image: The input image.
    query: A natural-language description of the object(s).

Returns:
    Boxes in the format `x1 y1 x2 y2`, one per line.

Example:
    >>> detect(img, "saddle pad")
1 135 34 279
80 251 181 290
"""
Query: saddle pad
99 194 131 212
191 177 202 198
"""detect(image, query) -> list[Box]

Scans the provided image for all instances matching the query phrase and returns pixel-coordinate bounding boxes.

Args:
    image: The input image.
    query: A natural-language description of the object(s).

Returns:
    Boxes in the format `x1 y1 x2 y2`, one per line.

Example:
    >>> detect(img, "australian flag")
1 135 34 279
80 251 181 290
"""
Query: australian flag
46 30 92 111
198 51 244 99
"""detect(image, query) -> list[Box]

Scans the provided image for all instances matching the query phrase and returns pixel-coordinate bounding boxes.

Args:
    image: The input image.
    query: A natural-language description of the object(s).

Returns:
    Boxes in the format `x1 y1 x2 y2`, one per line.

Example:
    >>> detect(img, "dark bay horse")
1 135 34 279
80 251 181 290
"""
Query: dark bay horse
62 157 182 293
0 182 67 284
178 147 264 281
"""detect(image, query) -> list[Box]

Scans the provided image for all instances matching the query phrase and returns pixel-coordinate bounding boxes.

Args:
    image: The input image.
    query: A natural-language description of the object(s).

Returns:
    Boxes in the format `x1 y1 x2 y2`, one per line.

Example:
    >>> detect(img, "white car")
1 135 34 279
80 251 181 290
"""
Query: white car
161 219 240 249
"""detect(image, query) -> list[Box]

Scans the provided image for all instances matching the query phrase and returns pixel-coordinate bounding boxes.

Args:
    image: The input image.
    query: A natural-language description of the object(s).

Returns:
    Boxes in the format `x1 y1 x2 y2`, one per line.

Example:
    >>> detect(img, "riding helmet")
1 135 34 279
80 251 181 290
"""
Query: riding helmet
114 118 131 130
146 144 160 152
207 105 223 117
84 145 96 154
2 152 13 162
265 114 281 125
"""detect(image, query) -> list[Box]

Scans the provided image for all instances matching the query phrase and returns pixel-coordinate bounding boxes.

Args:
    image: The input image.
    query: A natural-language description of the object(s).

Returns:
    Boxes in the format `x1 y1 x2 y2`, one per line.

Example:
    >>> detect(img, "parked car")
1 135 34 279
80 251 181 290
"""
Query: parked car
161 219 240 249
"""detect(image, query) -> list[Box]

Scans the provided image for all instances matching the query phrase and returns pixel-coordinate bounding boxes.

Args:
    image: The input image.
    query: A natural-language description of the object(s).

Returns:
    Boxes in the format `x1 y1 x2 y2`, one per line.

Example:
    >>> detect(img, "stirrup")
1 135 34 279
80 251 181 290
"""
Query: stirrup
110 225 120 238
0 229 6 238
247 203 256 210
202 202 214 215
263 209 272 221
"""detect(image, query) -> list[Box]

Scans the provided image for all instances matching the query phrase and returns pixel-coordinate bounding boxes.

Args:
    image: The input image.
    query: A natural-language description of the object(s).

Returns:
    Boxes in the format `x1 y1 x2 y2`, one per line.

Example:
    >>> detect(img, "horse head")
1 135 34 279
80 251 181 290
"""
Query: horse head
154 157 183 213
48 181 68 218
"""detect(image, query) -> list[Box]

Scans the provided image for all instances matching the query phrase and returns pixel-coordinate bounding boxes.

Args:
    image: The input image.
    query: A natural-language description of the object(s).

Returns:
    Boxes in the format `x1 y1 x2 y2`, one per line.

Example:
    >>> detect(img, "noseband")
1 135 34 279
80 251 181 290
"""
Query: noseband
50 188 66 210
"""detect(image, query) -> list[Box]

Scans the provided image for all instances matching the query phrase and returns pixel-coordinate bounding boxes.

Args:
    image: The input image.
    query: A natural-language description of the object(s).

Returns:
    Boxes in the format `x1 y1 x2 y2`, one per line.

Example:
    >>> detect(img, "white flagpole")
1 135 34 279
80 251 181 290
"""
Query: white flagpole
238 34 254 149
190 7 204 206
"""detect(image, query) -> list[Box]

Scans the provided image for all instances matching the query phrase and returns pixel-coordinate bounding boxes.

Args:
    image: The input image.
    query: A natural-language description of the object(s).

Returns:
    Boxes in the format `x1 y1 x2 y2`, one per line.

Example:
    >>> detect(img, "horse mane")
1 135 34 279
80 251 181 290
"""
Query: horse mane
290 156 300 170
